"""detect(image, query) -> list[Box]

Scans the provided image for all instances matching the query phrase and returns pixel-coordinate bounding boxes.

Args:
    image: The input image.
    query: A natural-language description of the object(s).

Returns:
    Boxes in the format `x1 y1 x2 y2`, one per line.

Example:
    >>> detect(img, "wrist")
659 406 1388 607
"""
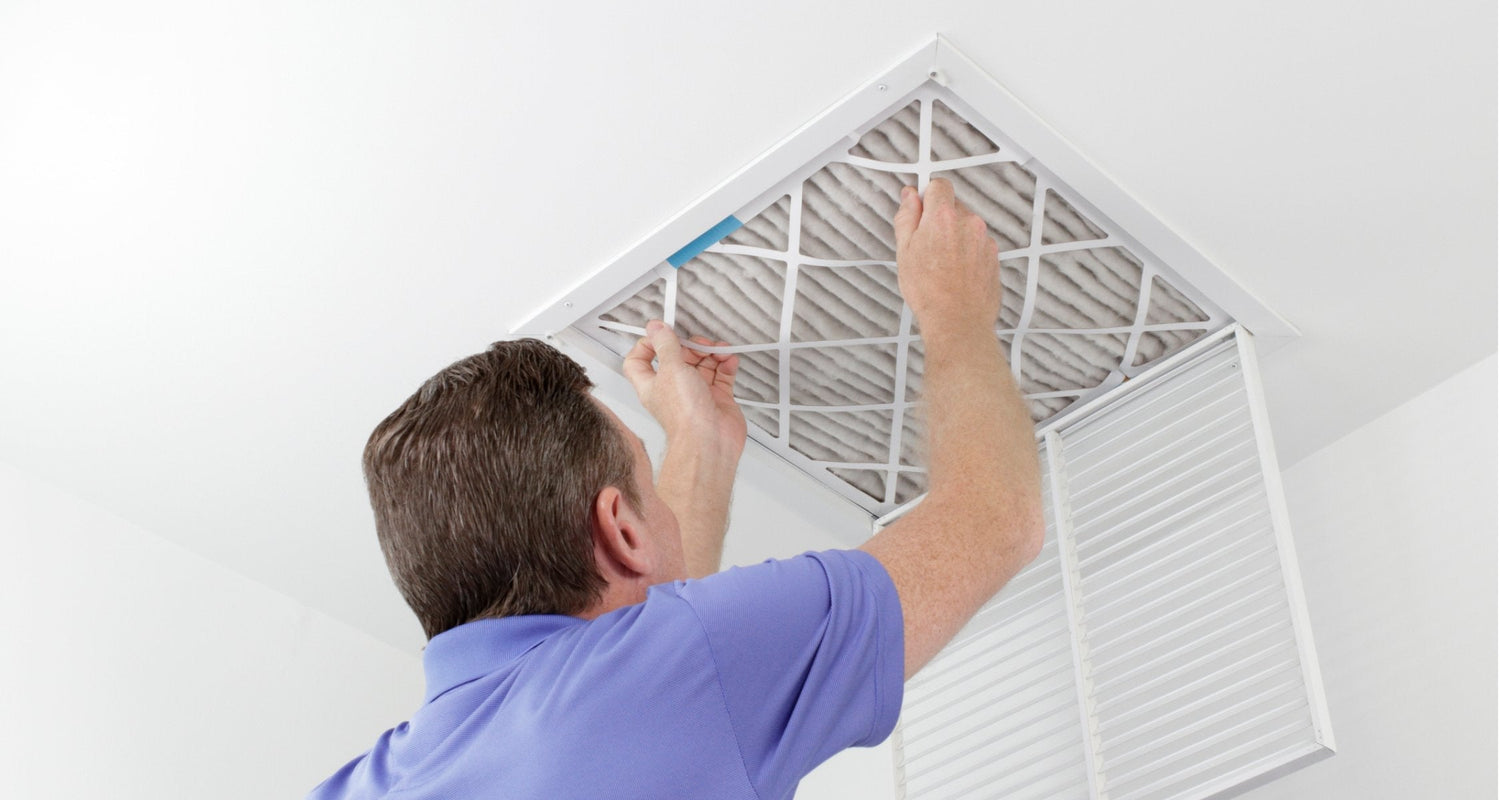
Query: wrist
659 412 745 453
916 316 1000 349
662 428 743 468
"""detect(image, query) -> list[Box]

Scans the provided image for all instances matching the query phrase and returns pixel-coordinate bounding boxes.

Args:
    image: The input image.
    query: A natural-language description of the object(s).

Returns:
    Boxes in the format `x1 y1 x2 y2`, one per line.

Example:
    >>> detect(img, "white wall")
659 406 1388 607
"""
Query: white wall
0 462 423 799
1236 354 1497 798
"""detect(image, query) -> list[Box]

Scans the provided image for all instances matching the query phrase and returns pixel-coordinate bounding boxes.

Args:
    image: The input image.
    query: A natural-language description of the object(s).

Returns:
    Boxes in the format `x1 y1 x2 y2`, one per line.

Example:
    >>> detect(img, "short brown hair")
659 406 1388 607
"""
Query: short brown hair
363 339 639 639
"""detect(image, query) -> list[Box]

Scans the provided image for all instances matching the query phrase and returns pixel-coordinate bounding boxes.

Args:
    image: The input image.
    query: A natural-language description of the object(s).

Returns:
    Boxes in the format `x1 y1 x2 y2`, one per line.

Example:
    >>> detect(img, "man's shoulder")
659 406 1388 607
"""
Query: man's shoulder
666 549 894 620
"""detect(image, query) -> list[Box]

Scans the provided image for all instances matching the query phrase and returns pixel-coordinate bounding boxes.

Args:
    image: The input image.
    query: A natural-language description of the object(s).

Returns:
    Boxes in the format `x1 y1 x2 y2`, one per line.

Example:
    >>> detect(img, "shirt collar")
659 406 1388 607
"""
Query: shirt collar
422 615 584 703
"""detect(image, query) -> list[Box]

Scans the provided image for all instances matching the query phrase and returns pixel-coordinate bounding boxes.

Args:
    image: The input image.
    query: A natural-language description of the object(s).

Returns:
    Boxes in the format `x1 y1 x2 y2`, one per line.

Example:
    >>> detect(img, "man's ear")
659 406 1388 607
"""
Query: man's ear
592 485 651 579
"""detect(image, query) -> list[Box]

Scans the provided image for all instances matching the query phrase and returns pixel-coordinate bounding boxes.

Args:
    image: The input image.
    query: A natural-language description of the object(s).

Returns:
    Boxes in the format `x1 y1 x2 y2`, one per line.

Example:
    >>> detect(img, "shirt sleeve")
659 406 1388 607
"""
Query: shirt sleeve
671 549 904 799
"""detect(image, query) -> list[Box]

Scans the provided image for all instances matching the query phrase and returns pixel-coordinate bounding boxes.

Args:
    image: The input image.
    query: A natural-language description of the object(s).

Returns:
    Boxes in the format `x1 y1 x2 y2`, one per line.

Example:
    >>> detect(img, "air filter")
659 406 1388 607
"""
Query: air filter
525 39 1291 517
591 118 1225 506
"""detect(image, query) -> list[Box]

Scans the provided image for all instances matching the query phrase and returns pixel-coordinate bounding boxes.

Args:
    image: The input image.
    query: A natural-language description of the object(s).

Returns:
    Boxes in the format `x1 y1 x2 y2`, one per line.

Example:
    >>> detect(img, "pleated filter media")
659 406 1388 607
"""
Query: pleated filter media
521 39 1330 800
582 92 1226 516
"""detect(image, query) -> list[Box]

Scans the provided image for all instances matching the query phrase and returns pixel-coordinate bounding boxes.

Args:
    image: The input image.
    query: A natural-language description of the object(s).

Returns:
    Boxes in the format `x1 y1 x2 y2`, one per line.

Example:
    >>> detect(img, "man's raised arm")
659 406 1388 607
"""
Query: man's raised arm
859 179 1047 680
623 324 746 578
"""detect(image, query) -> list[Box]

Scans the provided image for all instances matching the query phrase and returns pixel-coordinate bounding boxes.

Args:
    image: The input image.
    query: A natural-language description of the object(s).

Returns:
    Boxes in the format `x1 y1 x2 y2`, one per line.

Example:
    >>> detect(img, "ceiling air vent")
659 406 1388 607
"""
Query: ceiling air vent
514 37 1327 800
519 38 1291 518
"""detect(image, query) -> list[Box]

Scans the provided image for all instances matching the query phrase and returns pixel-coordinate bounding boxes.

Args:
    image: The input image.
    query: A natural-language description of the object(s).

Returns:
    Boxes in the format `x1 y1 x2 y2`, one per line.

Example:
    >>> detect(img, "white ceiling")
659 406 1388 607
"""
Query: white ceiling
1 1 1493 653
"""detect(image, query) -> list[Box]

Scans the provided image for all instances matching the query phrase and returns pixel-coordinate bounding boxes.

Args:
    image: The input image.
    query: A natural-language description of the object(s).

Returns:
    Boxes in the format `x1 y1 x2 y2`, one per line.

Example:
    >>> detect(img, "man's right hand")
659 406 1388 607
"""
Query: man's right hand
893 179 1002 338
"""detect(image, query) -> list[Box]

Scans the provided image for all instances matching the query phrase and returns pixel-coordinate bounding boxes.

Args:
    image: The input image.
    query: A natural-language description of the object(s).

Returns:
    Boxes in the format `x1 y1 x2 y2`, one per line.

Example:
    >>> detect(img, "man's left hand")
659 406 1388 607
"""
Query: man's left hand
623 320 747 456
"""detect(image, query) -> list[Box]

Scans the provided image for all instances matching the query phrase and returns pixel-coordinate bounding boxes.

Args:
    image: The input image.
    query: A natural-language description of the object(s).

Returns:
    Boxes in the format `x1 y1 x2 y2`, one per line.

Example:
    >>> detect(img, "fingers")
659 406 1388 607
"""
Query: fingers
957 200 998 258
895 178 967 248
683 334 714 369
622 321 685 392
923 178 956 215
966 211 986 230
712 340 739 390
686 336 739 393
625 325 740 389
685 335 717 384
644 319 683 364
894 184 923 247
622 334 658 397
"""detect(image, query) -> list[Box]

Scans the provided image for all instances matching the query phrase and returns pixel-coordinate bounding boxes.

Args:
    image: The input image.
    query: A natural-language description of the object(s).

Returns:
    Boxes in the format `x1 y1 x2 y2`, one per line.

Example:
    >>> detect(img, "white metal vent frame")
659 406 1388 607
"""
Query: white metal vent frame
577 83 1232 514
885 325 1335 800
514 36 1295 342
516 37 1298 519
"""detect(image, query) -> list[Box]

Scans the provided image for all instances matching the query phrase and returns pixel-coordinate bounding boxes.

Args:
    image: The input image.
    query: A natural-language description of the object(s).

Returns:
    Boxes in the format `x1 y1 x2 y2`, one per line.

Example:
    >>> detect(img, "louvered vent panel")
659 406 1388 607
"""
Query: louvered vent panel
1057 337 1320 800
891 330 1332 800
896 443 1095 800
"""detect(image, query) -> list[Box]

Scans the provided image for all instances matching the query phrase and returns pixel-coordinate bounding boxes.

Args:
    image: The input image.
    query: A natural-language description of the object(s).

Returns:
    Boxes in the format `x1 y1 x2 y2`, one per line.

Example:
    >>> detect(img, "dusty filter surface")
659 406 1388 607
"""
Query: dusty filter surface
586 92 1223 515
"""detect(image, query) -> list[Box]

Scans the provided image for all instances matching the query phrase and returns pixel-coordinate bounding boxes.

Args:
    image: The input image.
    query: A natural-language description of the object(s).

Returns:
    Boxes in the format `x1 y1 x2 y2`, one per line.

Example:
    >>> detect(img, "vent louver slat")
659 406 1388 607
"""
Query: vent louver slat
1072 337 1319 799
1079 496 1265 596
1102 658 1303 750
897 447 1096 800
892 331 1331 800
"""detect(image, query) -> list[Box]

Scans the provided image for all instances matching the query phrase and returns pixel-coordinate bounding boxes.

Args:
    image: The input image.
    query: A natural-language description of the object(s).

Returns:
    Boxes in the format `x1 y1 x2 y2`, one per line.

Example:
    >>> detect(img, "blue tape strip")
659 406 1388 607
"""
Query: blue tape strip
666 216 743 268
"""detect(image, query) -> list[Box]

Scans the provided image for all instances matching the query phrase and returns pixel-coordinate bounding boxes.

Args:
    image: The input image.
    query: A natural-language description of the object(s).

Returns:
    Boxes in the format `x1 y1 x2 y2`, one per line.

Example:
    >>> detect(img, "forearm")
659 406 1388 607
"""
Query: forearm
865 322 1044 676
621 323 748 579
857 178 1046 678
921 324 1040 529
655 436 742 578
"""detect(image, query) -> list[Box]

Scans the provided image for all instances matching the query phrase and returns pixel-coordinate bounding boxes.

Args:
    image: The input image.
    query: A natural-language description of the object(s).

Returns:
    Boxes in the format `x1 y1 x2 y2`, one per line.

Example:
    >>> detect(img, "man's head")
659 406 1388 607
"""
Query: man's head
363 339 679 639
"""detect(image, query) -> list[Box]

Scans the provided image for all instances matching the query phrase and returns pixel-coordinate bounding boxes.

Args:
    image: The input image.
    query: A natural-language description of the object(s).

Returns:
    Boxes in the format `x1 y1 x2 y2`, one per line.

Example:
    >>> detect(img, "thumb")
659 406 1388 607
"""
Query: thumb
644 320 684 366
621 335 657 397
893 185 922 248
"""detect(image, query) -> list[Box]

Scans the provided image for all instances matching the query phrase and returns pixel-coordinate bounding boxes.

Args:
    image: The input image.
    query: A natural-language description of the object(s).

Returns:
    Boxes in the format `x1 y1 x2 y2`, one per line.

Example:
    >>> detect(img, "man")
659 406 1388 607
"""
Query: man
309 179 1044 799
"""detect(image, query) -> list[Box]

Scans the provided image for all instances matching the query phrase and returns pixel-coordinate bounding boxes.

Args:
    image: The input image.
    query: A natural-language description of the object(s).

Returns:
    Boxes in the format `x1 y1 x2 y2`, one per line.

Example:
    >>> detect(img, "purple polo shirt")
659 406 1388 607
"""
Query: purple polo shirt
308 549 904 800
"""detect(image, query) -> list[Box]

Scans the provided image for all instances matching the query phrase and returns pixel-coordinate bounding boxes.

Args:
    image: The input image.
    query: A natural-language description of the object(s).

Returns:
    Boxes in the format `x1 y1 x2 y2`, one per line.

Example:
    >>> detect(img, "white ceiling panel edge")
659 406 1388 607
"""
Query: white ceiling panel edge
510 40 938 336
929 37 1299 344
512 35 1297 346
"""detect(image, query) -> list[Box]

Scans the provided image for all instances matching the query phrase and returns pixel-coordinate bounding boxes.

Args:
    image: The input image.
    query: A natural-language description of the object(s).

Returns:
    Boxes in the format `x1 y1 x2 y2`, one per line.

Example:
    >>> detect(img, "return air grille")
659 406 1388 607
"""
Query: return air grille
578 88 1227 515
891 330 1333 800
894 449 1095 799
